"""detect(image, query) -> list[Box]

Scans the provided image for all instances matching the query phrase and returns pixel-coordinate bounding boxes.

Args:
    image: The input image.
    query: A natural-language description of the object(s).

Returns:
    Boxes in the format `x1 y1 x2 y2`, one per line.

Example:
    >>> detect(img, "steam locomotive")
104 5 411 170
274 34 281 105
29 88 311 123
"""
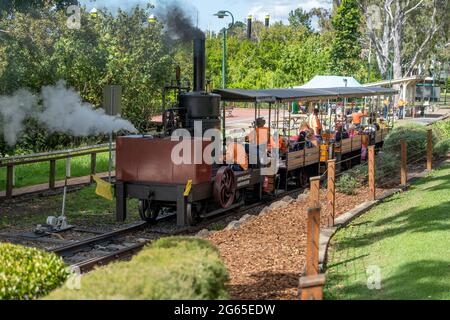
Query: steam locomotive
115 34 396 226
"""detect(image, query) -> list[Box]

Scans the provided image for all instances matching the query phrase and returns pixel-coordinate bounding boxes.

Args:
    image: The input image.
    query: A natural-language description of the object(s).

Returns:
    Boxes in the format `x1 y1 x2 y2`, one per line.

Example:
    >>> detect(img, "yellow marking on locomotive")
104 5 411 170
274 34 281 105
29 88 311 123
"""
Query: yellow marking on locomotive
184 179 193 197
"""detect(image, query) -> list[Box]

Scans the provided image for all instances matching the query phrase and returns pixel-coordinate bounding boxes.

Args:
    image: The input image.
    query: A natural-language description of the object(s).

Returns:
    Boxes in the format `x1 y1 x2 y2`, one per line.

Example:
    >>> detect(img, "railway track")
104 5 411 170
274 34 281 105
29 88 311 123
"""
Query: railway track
51 188 304 274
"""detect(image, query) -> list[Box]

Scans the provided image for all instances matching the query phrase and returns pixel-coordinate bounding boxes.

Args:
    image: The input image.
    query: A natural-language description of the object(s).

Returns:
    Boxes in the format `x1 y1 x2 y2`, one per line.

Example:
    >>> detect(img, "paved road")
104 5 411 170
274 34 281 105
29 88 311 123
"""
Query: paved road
397 107 449 126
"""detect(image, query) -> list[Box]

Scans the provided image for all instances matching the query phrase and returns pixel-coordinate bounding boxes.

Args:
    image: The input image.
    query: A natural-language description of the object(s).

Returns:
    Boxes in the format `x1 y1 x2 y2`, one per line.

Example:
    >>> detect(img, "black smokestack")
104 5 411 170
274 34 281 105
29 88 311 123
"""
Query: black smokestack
247 15 252 39
193 34 206 92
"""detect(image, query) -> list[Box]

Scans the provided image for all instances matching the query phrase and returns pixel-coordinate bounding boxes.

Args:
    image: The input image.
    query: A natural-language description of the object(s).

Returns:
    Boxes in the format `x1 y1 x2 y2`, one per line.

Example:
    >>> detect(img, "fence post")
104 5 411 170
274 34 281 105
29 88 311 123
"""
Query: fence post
6 165 14 198
400 140 407 186
90 152 97 183
368 146 376 201
427 129 433 171
300 274 326 300
309 176 320 208
66 157 71 178
49 159 56 189
327 160 336 227
306 207 321 276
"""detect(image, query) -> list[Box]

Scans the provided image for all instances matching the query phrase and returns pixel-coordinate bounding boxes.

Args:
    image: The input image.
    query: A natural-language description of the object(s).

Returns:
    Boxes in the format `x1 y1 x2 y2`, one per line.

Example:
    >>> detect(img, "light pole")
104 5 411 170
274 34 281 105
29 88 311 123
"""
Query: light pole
214 10 235 152
214 10 235 89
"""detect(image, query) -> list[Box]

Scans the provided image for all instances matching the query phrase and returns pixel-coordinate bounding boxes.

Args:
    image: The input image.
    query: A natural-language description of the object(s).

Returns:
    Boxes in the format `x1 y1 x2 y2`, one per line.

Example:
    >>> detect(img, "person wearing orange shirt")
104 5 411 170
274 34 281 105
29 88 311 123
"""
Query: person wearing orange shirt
246 117 270 145
224 141 248 171
351 108 365 129
246 117 270 167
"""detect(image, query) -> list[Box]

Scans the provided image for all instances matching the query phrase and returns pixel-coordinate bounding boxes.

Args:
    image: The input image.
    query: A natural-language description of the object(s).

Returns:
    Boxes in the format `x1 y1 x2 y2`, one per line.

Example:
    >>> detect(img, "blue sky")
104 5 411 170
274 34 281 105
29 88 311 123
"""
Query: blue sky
80 0 331 32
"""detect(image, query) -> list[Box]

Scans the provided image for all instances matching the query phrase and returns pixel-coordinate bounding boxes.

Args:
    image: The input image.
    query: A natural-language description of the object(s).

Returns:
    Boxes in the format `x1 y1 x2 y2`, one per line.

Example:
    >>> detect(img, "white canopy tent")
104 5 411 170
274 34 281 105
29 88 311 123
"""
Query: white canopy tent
295 75 362 89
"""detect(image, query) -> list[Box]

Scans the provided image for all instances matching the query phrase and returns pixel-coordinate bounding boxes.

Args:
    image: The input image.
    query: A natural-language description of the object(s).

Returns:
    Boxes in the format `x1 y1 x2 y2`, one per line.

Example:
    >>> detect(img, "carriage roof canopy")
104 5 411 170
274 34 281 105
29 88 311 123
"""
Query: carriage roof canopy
214 87 398 103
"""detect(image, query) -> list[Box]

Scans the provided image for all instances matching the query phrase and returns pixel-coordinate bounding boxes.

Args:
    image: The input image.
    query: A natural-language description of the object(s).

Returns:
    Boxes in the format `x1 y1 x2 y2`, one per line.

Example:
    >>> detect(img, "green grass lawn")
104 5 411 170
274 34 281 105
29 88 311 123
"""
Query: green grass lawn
0 153 112 191
324 164 450 300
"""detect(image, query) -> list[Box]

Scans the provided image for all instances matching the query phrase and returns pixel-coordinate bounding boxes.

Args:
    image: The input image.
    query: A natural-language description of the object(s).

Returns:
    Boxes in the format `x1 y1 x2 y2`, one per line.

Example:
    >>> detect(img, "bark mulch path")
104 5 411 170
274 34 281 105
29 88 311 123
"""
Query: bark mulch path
207 186 382 300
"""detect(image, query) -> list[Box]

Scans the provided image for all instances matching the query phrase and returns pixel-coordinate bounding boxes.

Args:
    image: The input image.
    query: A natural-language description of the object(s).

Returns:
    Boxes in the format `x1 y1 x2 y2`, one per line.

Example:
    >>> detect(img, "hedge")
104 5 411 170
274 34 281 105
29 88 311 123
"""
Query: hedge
335 123 449 195
46 237 229 300
0 243 69 300
383 124 440 160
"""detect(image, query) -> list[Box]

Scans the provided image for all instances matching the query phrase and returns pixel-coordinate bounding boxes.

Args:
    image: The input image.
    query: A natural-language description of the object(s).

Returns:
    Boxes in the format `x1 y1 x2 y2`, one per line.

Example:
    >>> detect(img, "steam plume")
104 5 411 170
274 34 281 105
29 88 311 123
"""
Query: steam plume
0 90 37 145
0 80 137 146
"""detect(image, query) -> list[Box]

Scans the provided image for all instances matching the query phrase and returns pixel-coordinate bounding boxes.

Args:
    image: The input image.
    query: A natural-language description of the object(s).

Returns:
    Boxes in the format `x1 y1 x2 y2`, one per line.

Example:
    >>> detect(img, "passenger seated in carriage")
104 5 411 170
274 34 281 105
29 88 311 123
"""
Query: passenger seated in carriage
222 140 248 172
288 122 310 151
347 124 357 138
245 117 270 167
305 130 319 148
334 123 349 142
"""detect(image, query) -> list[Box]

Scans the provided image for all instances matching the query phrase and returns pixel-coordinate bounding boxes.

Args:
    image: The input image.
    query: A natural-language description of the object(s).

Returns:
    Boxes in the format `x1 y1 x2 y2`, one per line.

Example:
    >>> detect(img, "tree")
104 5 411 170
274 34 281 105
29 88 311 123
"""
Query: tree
0 0 78 15
330 0 363 75
363 0 449 80
288 8 312 31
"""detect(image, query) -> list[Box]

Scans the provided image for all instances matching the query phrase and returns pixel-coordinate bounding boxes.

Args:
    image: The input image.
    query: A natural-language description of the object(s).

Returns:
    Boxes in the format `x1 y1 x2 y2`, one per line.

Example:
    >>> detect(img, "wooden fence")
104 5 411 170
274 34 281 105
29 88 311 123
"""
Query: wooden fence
0 144 115 198
299 128 435 300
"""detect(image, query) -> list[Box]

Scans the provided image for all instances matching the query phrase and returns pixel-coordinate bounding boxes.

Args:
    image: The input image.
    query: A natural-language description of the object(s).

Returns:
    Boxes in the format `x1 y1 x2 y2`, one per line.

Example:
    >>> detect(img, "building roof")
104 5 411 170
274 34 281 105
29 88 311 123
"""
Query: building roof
295 75 363 89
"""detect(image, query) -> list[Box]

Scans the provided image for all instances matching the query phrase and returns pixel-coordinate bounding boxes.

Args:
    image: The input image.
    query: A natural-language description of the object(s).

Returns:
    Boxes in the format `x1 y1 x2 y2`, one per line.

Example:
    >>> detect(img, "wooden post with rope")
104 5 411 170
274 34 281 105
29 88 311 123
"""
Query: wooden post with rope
327 160 336 227
400 140 407 186
427 129 433 171
368 146 376 201
309 176 320 208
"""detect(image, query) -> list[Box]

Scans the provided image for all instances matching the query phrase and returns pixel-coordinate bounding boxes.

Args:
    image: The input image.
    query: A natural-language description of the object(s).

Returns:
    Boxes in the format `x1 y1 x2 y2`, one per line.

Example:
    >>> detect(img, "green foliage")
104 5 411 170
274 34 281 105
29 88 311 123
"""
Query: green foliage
0 1 78 15
383 124 438 161
336 173 361 195
46 237 229 300
433 139 450 158
288 8 312 31
330 0 362 76
0 243 69 300
376 151 400 179
432 119 450 140
0 4 172 155
206 22 335 90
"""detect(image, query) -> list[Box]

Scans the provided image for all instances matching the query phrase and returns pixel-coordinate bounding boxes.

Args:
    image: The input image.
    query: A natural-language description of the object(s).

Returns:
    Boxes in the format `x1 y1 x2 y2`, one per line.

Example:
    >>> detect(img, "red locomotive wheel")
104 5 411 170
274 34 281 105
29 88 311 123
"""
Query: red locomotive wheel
213 166 237 209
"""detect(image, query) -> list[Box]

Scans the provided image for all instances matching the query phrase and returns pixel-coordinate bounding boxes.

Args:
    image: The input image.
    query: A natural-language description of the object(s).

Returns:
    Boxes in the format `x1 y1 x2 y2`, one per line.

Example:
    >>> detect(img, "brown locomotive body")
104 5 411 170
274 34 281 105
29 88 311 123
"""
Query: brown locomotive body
116 136 212 185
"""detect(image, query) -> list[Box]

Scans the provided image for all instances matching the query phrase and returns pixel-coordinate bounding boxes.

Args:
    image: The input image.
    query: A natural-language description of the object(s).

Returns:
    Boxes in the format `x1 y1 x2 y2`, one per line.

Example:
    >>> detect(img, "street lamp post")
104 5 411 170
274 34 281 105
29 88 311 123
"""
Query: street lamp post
214 10 235 151
214 10 235 89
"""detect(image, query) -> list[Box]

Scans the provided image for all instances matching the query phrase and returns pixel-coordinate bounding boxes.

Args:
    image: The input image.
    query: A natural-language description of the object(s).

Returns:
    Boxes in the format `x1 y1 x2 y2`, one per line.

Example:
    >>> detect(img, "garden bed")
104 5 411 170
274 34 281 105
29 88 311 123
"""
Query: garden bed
207 186 384 300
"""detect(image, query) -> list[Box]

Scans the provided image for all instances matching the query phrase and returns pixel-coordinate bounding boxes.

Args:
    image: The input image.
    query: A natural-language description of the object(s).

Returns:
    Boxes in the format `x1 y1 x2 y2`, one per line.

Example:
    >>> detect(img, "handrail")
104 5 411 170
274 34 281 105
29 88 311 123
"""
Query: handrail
0 143 116 165
1 144 116 198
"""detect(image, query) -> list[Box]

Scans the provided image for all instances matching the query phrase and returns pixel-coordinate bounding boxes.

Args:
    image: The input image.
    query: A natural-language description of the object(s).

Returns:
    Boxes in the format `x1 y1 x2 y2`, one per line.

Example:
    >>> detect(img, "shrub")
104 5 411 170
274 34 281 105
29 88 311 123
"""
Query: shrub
0 243 69 300
433 139 450 158
336 174 361 195
376 151 400 180
432 119 450 140
46 237 229 300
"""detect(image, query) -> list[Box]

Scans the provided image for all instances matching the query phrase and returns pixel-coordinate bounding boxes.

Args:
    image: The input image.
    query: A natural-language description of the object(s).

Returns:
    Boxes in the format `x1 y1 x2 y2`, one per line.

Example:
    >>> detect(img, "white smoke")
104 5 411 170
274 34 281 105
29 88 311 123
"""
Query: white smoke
0 89 38 145
0 80 137 146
